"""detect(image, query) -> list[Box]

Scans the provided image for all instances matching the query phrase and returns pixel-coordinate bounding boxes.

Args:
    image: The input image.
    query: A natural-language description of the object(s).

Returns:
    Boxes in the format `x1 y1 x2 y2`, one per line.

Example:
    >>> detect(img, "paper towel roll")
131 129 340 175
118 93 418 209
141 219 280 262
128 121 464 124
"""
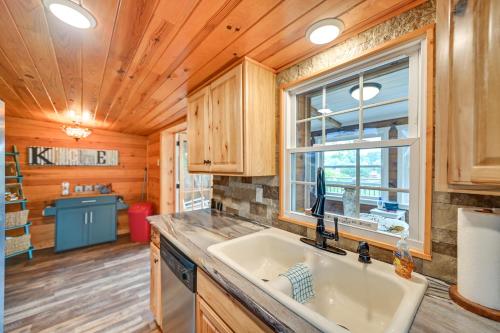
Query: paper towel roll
457 208 500 310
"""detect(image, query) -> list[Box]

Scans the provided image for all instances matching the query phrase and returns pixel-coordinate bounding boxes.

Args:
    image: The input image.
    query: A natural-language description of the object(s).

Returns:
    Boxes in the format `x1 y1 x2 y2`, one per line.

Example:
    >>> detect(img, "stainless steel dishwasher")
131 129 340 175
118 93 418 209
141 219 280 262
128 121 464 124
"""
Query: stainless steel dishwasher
161 235 196 333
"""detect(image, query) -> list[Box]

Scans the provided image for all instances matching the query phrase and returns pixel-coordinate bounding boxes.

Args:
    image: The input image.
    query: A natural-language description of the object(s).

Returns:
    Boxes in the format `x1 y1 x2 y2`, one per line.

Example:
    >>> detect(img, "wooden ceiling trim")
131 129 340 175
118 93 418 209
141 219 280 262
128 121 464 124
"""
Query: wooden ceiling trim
263 0 427 71
103 0 200 127
94 0 160 123
4 0 68 117
111 0 242 131
0 0 62 121
81 0 120 124
118 0 282 133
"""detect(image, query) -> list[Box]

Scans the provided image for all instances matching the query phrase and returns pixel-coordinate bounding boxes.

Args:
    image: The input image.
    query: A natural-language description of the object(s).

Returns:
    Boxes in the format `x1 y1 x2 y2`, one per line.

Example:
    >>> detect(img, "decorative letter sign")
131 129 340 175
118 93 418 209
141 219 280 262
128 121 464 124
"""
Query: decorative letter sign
28 147 119 166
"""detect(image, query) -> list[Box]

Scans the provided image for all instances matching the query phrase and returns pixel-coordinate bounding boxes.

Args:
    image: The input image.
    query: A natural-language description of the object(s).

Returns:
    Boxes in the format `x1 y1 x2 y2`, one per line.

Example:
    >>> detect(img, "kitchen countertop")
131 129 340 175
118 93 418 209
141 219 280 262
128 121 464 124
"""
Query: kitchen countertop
148 210 499 333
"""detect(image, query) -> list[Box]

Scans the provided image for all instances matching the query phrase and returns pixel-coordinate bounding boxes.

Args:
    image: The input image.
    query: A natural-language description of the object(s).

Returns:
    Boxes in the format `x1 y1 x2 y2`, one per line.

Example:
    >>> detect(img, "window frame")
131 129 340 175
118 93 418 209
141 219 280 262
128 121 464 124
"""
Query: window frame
279 27 434 259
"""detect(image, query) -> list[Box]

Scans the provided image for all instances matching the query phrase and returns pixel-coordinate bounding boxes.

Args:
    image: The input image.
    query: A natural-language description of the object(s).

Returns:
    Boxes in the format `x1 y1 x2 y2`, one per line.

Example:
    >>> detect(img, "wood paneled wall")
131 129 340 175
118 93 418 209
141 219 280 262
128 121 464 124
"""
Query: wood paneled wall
5 117 147 249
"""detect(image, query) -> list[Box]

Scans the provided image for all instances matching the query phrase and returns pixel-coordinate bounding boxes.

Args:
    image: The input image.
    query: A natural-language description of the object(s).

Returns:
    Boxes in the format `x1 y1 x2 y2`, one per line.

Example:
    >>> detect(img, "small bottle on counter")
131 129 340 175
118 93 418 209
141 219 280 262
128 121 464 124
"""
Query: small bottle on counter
393 232 414 279
377 196 384 209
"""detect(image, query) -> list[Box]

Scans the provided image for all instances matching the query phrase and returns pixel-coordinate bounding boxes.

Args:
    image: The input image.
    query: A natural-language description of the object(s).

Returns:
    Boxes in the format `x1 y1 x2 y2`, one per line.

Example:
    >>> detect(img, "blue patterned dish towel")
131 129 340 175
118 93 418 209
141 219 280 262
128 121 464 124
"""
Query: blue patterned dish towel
279 263 315 304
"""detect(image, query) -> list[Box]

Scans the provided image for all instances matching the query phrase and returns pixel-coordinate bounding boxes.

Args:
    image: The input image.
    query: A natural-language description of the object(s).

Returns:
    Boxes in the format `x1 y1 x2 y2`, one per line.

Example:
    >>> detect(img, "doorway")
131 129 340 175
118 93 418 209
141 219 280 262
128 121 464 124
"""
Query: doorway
175 132 212 212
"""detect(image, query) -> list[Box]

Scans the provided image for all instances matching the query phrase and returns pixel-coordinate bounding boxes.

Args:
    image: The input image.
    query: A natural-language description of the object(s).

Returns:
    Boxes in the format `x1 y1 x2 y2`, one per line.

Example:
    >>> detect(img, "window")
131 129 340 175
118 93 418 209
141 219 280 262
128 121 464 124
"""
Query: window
176 132 212 212
282 38 429 252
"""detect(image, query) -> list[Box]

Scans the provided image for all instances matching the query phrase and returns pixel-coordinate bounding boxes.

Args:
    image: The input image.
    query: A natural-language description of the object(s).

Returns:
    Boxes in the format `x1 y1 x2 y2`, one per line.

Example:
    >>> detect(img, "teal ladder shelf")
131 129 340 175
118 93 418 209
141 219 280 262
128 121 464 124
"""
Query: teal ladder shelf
5 145 34 260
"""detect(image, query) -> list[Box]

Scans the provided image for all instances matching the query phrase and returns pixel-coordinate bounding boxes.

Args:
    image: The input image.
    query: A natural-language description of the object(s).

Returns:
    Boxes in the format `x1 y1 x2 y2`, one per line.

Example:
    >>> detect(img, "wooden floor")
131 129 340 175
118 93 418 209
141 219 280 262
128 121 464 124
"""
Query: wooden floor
4 237 160 333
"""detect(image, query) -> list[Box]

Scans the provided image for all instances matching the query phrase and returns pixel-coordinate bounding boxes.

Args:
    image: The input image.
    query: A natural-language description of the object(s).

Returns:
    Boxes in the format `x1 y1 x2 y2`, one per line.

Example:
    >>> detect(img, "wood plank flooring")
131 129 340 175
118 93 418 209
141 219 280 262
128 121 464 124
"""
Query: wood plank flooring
4 237 160 333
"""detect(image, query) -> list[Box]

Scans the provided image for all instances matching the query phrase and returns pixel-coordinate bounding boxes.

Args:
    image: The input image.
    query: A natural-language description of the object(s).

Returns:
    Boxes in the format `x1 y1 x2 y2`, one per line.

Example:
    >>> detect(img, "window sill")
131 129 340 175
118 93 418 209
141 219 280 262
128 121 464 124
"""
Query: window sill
278 214 432 261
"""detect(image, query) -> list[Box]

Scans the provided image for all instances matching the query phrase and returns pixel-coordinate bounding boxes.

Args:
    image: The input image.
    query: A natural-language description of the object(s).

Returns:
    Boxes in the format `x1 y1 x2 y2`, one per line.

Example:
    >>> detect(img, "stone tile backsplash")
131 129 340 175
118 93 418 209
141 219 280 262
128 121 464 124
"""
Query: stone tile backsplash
212 0 500 284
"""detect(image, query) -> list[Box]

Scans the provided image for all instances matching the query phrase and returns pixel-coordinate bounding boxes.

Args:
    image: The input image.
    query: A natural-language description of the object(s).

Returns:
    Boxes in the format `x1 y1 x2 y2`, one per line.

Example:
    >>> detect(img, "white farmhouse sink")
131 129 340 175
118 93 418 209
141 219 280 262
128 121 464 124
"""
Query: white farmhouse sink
207 228 427 333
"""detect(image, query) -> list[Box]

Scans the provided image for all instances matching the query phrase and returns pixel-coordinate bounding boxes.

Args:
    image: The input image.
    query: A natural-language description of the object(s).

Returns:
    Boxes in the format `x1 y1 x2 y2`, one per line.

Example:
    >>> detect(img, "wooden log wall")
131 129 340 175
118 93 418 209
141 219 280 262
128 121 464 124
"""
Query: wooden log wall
5 117 147 249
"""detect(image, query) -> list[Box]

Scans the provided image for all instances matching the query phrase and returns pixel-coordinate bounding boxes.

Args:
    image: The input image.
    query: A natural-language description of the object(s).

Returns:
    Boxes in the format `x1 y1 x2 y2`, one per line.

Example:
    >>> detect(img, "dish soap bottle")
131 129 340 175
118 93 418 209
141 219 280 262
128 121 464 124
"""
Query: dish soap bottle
393 233 414 279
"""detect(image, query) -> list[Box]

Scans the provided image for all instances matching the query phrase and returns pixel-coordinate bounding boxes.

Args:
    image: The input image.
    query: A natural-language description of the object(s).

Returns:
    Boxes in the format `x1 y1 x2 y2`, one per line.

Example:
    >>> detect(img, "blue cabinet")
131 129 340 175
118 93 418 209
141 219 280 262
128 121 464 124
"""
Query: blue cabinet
50 195 124 252
88 204 116 245
56 207 88 251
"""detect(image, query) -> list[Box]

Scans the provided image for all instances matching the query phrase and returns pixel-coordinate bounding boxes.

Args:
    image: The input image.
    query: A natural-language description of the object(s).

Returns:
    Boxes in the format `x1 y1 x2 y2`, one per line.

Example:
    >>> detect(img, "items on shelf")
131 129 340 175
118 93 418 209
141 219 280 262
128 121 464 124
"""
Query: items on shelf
5 145 34 260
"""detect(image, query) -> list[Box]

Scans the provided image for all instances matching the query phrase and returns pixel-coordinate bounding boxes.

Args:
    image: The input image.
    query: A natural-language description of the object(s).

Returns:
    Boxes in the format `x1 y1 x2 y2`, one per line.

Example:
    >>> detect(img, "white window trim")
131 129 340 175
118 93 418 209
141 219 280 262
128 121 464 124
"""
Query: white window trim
282 38 428 252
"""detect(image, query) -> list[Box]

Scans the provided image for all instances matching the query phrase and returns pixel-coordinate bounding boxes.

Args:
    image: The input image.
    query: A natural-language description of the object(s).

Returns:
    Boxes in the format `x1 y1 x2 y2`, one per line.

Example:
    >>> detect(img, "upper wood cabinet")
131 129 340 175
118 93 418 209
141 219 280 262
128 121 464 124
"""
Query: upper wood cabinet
187 58 276 176
188 87 211 173
435 0 500 194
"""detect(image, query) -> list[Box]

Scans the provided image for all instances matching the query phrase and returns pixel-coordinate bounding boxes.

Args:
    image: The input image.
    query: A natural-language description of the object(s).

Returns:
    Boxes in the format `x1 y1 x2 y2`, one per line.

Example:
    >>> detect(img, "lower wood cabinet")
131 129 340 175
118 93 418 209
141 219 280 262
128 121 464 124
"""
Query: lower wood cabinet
196 296 232 333
196 269 271 333
150 242 162 327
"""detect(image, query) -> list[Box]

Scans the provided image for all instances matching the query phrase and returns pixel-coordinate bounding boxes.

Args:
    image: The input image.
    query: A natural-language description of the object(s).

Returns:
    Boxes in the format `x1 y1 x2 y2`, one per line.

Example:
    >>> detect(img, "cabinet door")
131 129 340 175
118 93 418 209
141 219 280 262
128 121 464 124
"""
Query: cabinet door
188 86 211 172
88 204 116 245
196 295 233 333
150 243 162 327
437 0 500 187
209 64 243 173
56 207 88 251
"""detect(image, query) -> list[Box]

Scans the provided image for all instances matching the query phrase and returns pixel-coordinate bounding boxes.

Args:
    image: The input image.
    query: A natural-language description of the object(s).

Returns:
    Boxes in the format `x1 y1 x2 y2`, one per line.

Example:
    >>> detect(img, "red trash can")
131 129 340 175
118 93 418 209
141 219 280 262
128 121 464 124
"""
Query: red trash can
128 202 154 242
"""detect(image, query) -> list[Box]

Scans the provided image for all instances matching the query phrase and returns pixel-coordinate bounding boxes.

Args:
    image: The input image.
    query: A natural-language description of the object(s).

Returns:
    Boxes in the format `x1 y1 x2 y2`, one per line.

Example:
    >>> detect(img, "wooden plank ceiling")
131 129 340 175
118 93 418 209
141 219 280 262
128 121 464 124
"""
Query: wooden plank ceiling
0 0 425 135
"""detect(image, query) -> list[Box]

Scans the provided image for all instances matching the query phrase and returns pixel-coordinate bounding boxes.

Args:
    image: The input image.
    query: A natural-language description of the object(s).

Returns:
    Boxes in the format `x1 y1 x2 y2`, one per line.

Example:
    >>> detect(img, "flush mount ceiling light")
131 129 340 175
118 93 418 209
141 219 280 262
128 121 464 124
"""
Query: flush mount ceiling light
43 0 96 29
306 18 344 45
350 83 382 101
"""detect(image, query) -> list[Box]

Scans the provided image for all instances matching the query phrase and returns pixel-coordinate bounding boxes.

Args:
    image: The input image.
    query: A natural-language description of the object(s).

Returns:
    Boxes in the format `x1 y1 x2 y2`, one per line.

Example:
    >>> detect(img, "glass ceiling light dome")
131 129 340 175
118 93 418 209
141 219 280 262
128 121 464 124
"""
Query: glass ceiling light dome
306 18 344 45
350 83 382 101
43 0 96 29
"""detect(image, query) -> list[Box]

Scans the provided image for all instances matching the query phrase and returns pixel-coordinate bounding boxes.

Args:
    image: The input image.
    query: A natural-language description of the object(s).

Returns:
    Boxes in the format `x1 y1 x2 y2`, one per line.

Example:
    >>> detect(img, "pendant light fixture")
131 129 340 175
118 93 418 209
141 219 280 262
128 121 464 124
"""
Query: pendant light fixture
43 0 96 29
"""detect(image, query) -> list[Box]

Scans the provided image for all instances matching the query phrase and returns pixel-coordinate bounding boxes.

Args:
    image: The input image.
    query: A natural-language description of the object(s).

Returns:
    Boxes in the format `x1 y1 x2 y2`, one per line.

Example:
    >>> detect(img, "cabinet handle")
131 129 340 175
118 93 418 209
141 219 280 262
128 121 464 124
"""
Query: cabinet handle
81 200 97 203
84 211 88 225
90 211 93 224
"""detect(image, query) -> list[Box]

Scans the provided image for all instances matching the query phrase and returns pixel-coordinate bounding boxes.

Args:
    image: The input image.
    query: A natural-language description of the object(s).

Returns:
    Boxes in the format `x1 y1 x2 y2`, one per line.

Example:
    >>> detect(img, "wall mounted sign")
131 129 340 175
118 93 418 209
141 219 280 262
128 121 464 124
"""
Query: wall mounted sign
28 147 119 166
